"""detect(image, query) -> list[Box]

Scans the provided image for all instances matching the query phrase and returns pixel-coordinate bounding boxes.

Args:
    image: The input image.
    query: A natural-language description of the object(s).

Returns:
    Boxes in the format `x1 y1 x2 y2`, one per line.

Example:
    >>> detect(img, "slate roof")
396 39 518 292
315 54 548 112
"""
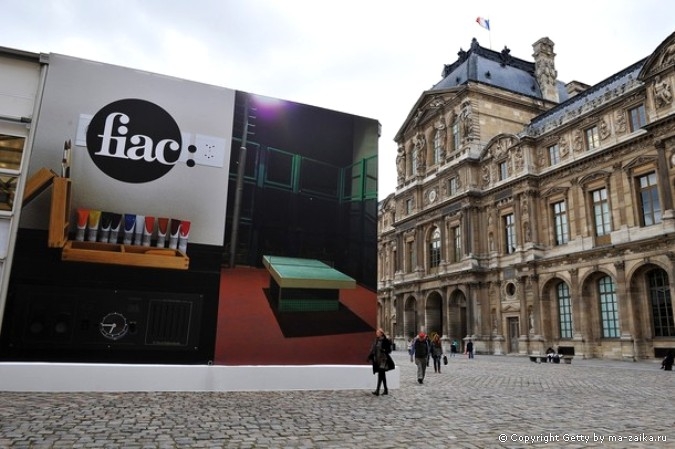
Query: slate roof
431 37 569 102
526 58 647 136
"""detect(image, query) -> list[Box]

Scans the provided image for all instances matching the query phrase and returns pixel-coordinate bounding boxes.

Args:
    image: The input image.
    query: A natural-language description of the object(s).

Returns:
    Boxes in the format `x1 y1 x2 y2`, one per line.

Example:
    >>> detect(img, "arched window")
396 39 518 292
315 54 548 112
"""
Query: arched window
648 269 674 337
557 282 572 339
429 228 441 269
598 276 619 338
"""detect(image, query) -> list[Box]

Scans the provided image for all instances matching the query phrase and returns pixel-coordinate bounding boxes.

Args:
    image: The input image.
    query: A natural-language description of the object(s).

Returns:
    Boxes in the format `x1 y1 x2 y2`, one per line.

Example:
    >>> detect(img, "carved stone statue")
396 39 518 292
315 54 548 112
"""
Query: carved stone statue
654 76 673 108
413 132 426 172
396 144 406 181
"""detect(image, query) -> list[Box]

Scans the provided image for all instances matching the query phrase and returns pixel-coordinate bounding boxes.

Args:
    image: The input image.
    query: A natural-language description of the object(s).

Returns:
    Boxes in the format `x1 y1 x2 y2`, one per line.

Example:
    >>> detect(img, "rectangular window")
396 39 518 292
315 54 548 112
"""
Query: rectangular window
499 161 508 180
405 241 414 273
452 121 460 151
552 200 569 245
448 177 458 196
429 229 441 268
452 226 461 262
592 188 612 236
406 198 413 215
503 213 516 254
548 144 561 166
585 126 600 150
599 276 620 338
638 172 661 226
629 104 646 132
557 282 573 339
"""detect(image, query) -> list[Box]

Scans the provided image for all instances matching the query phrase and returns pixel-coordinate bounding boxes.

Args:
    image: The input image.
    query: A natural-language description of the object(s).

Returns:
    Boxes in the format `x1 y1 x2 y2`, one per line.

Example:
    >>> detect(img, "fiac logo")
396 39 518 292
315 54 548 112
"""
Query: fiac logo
86 99 182 183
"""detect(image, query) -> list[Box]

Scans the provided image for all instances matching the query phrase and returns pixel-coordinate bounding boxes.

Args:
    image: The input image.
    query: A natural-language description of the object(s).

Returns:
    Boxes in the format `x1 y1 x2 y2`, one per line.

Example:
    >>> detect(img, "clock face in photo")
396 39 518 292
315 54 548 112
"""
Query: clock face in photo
99 312 129 340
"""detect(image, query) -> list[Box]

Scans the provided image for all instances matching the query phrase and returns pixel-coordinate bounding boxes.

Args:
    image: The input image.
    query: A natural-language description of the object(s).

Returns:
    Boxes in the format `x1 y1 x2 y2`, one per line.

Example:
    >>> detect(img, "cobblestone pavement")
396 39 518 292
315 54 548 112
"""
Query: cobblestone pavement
1 352 673 448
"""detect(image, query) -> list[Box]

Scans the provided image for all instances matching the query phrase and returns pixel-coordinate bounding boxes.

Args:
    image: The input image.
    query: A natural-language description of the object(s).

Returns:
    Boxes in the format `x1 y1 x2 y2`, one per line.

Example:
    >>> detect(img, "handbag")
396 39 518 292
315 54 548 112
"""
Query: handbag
443 355 448 365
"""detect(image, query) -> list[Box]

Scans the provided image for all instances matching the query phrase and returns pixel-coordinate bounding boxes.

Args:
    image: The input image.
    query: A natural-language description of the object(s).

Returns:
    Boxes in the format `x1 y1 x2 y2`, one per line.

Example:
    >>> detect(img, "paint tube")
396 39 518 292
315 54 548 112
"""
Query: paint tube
123 214 136 245
87 210 101 242
99 212 112 243
178 220 191 253
168 219 181 250
109 213 122 244
133 214 145 246
142 216 155 247
156 217 169 248
75 208 89 241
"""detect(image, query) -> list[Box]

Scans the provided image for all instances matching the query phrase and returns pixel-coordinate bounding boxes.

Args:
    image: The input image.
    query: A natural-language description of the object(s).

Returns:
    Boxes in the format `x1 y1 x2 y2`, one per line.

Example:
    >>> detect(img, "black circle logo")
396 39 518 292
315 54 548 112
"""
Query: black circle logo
86 99 182 183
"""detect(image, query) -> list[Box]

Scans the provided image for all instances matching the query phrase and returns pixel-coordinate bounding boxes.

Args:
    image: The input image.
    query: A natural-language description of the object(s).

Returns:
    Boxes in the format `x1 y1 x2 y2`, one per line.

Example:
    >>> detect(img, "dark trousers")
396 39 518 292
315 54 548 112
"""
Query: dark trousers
376 369 388 392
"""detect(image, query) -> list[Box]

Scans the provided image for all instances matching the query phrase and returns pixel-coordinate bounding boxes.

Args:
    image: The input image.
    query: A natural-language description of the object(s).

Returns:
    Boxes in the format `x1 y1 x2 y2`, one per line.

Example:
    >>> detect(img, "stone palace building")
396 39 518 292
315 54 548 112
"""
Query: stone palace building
377 31 675 360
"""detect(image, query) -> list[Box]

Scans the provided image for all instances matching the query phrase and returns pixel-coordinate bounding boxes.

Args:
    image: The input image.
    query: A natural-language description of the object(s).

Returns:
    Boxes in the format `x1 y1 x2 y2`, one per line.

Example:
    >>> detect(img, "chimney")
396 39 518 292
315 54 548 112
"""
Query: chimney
532 37 559 103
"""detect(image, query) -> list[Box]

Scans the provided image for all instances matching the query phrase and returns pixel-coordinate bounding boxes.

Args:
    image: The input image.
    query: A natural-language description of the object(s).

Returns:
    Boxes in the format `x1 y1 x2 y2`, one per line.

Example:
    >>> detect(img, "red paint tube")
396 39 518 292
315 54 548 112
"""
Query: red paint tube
168 219 181 250
142 216 155 247
75 208 89 241
156 217 169 248
178 220 191 253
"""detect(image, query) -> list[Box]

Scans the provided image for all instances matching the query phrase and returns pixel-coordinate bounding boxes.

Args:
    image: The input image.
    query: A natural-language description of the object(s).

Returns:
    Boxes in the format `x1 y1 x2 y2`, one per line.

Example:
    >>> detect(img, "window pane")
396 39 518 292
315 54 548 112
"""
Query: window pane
504 214 516 254
452 226 461 262
552 201 568 245
649 269 674 337
429 228 441 268
629 104 646 132
557 282 572 339
599 276 619 338
585 126 600 150
548 144 560 166
638 172 661 226
592 188 611 236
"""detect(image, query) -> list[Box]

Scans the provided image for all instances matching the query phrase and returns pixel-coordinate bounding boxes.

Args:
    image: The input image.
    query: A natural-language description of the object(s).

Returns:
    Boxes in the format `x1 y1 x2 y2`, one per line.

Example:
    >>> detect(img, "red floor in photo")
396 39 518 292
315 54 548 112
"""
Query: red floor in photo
214 266 377 366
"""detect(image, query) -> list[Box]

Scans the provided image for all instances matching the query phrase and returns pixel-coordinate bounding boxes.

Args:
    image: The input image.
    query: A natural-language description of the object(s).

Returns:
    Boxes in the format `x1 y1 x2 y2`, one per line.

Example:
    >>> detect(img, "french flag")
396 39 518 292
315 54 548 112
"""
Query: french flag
476 17 490 31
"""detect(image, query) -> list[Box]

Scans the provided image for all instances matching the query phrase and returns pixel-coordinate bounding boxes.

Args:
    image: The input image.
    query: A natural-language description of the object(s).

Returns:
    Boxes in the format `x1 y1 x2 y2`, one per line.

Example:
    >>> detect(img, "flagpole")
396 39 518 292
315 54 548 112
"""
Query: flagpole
488 17 492 50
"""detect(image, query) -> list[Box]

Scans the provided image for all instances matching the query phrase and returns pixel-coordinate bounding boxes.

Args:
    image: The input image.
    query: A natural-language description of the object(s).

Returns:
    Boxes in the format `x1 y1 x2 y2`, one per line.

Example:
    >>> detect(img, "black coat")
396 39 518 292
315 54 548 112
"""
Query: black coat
369 337 395 373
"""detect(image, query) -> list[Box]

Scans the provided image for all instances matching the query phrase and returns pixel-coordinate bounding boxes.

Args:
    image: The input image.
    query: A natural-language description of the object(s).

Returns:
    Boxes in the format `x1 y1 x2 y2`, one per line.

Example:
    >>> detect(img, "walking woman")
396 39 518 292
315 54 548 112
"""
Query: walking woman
431 333 443 373
368 328 395 396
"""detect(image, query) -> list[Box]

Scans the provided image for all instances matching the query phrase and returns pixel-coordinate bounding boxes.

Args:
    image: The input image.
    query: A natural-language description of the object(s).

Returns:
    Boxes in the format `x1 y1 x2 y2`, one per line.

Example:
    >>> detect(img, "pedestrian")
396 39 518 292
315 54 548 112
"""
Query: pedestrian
367 328 394 396
465 339 474 359
661 349 674 371
451 339 458 357
431 333 443 373
407 337 414 362
411 331 430 384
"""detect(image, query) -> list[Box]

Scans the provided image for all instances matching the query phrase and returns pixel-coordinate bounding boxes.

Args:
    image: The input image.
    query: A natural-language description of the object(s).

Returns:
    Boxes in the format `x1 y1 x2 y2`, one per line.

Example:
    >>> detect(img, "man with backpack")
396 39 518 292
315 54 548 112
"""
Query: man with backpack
411 332 431 384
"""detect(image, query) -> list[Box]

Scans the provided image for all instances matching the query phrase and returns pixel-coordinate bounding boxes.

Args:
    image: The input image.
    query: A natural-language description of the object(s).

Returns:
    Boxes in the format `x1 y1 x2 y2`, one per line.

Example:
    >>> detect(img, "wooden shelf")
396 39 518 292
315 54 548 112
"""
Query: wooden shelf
62 241 189 270
23 167 56 206
48 177 70 248
23 168 189 270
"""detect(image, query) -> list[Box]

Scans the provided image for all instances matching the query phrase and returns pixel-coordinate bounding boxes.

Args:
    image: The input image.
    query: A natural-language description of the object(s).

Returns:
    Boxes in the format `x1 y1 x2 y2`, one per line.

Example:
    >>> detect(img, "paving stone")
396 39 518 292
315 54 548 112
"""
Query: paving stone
0 353 673 447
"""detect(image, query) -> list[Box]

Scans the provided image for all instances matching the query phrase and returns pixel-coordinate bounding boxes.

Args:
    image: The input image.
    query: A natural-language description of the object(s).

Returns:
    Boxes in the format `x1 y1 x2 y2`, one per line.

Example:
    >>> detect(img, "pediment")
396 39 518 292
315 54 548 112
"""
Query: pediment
578 170 612 186
623 155 658 172
639 31 675 79
481 133 520 160
395 89 462 141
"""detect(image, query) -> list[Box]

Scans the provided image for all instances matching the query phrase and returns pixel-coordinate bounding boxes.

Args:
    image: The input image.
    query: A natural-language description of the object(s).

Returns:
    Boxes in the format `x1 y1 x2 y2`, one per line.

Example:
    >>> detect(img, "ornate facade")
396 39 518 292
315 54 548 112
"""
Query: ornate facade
378 33 675 360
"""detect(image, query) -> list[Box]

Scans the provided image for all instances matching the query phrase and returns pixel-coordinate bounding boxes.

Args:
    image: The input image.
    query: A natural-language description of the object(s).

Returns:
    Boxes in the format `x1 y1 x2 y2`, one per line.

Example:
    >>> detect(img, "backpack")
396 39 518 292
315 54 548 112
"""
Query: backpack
414 338 429 358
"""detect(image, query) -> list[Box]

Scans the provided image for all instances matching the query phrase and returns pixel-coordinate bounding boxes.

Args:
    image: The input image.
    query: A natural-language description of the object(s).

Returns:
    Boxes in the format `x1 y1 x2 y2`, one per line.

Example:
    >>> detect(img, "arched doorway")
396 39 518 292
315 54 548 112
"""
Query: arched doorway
403 295 417 340
425 291 443 336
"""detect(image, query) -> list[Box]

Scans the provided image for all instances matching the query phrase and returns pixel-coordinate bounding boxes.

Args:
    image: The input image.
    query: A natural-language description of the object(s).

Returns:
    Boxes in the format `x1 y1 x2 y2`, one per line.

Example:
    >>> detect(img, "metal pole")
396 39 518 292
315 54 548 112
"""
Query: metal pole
228 96 250 268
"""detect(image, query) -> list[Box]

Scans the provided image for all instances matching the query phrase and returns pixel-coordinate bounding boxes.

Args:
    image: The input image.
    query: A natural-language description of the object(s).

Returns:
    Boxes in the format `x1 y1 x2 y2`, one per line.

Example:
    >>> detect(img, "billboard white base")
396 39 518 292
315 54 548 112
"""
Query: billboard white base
0 363 400 392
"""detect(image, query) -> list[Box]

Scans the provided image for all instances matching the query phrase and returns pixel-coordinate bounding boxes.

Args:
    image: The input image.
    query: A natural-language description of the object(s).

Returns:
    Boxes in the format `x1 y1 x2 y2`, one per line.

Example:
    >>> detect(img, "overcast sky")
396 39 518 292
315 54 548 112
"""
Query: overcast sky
3 1 673 199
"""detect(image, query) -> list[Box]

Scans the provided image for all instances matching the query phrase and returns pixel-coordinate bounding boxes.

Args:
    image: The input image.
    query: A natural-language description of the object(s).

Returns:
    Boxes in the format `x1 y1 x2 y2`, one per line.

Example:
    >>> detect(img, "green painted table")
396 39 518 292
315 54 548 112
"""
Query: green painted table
262 255 356 312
